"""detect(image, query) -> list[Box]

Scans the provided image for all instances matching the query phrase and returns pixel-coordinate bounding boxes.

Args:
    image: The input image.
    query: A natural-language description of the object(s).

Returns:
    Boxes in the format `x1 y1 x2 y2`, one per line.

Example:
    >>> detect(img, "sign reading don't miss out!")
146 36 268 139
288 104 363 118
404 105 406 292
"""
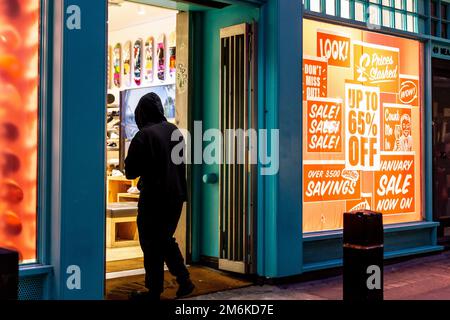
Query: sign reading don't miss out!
302 19 423 233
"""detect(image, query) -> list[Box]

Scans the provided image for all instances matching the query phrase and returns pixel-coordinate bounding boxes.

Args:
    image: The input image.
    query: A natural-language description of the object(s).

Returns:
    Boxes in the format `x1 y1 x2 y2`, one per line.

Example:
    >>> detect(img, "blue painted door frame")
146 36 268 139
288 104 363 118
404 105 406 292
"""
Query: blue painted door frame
48 0 107 299
258 0 303 278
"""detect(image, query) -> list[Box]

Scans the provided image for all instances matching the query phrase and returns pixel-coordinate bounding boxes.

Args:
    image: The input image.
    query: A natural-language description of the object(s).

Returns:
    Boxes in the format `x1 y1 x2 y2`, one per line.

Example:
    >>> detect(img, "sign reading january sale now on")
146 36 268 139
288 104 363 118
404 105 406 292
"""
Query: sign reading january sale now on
302 18 423 233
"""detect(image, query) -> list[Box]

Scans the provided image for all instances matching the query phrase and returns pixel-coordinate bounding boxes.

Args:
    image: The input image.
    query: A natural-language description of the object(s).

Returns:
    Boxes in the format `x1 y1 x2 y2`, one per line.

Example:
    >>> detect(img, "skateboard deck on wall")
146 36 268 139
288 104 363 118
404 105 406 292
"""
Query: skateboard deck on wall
107 45 112 89
133 39 142 86
144 37 154 84
123 40 132 87
157 34 166 82
113 43 121 88
168 31 176 81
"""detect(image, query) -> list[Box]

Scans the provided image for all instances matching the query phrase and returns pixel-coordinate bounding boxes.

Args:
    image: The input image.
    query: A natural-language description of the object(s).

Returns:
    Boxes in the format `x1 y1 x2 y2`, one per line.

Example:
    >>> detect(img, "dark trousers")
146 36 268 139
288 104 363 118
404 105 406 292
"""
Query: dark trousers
137 199 190 294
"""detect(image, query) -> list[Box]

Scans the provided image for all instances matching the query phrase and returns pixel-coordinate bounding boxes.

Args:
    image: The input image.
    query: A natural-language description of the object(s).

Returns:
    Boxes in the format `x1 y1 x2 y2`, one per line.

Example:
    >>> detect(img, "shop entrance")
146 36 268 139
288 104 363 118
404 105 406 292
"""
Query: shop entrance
432 57 450 245
102 0 256 299
104 0 187 282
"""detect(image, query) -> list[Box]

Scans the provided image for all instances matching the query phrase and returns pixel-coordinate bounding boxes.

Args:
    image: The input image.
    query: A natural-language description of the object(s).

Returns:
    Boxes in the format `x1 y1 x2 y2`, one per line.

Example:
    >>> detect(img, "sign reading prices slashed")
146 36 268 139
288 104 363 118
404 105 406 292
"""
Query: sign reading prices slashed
353 41 400 93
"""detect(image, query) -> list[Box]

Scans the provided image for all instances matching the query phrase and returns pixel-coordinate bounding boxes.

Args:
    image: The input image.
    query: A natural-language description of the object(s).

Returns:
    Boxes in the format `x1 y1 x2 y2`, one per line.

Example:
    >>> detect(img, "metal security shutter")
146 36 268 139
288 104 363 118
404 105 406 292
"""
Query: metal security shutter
219 23 257 274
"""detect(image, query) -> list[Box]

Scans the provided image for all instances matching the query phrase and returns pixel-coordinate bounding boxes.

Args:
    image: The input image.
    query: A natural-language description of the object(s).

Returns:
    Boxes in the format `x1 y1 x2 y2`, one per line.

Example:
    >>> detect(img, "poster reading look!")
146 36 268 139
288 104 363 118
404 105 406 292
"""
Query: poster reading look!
302 19 423 233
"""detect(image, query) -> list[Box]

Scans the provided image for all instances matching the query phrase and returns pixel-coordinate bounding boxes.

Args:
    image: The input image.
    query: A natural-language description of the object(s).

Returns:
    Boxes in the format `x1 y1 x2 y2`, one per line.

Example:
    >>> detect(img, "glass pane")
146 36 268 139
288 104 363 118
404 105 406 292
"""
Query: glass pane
383 8 392 27
431 1 438 17
368 4 381 25
395 0 403 9
341 0 351 18
407 14 416 32
417 0 425 14
326 0 336 15
441 3 448 20
0 0 40 263
432 20 438 36
355 1 365 21
310 0 321 12
443 23 448 38
382 0 391 6
407 0 415 12
395 12 404 29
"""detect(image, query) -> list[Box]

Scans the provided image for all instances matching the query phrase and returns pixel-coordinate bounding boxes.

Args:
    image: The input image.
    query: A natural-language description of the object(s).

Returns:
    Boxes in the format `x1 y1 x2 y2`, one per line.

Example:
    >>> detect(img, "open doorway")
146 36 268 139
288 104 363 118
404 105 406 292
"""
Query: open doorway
103 0 256 300
104 1 185 283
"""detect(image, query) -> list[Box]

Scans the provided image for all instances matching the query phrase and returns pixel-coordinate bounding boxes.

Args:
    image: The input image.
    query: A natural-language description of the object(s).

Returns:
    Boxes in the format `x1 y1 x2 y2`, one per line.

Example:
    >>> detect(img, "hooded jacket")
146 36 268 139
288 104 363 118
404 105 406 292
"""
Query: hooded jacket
125 93 187 210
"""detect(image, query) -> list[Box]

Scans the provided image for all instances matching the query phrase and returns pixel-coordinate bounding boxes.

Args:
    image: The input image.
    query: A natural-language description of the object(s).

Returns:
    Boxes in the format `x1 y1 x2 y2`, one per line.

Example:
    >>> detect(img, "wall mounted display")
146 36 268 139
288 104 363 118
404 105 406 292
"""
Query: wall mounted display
123 40 132 87
157 33 166 81
168 31 176 81
113 43 122 88
144 37 154 84
133 39 143 86
0 0 40 263
119 85 176 170
302 19 424 232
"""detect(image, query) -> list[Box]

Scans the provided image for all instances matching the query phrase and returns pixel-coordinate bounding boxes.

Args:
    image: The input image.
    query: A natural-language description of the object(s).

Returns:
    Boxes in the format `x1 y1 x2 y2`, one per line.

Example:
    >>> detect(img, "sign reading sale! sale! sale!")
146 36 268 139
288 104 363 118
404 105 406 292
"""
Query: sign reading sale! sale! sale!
302 19 423 233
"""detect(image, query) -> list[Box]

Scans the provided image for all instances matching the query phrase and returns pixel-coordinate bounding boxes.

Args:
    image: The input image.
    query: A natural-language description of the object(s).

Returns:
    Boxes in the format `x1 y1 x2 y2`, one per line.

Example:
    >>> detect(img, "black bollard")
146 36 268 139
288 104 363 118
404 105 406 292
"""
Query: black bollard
343 210 383 301
0 248 19 300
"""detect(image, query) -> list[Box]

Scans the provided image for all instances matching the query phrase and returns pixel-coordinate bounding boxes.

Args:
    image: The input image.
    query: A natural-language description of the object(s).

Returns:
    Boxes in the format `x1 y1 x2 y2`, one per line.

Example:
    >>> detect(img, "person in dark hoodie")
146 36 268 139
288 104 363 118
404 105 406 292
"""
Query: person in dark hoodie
125 92 194 300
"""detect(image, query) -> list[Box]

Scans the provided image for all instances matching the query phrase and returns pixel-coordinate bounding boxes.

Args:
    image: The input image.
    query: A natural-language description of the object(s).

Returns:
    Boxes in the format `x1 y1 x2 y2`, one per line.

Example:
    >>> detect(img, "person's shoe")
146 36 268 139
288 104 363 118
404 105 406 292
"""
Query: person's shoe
176 279 195 298
129 290 160 301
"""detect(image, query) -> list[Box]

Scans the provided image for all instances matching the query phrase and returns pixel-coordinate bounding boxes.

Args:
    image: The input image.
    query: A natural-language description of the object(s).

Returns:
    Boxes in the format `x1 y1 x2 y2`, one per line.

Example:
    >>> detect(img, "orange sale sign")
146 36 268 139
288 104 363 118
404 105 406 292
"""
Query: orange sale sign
304 164 361 202
398 75 419 107
346 194 373 212
316 30 351 67
374 154 415 214
303 56 328 100
382 104 412 152
353 41 400 93
345 83 381 170
307 98 342 152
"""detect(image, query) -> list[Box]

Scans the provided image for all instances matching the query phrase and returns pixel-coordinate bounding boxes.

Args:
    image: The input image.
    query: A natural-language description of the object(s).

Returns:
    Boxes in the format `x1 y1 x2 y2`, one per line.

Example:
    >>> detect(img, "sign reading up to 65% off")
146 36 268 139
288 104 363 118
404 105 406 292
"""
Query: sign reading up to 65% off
345 83 381 171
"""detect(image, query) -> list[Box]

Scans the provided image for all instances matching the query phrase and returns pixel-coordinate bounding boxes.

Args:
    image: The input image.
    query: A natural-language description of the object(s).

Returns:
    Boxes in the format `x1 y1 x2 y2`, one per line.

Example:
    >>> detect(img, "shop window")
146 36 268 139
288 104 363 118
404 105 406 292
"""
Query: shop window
0 0 40 263
302 19 424 232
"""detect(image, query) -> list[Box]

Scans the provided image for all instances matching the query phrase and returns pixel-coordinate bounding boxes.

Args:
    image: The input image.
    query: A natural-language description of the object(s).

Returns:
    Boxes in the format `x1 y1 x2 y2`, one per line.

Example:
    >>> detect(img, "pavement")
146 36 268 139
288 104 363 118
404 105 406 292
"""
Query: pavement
188 250 450 300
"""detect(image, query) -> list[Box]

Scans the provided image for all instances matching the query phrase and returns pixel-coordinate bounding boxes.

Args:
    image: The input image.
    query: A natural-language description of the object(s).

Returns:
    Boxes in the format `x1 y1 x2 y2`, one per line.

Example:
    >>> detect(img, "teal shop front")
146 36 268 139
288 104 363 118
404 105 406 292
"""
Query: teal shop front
14 0 445 300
